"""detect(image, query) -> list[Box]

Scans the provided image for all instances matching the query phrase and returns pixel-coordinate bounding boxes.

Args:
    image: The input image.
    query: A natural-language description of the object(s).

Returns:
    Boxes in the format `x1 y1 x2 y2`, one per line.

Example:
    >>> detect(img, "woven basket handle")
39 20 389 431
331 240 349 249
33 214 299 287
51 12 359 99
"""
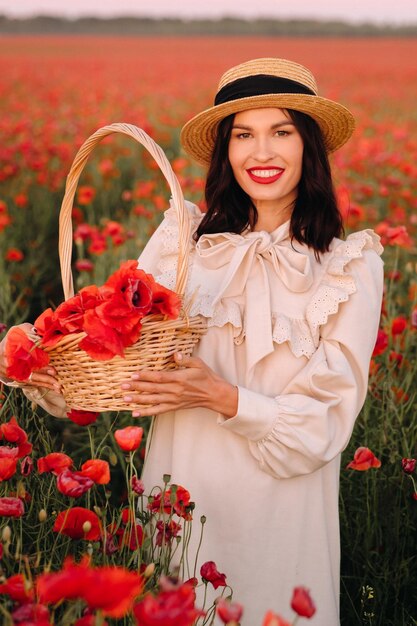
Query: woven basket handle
59 123 191 301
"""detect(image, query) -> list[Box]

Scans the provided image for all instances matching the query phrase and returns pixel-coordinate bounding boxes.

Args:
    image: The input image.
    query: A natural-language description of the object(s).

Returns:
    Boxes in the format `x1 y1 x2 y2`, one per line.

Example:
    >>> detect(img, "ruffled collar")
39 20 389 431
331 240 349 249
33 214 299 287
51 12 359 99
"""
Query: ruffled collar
194 223 314 373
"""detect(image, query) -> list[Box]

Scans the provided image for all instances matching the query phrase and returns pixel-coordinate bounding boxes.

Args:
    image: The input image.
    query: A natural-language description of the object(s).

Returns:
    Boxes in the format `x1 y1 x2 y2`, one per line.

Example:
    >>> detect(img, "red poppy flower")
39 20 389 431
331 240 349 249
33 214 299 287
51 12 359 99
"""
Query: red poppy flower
103 261 153 313
80 459 110 484
346 447 382 471
75 259 94 273
148 485 192 520
106 508 144 552
200 561 227 589
4 327 50 381
79 310 125 360
0 573 34 603
37 557 90 604
133 580 204 626
35 308 67 349
85 566 143 617
0 446 19 459
67 409 99 426
118 523 144 551
1 415 27 444
131 476 145 495
0 213 12 232
155 520 182 547
372 329 388 357
391 316 408 336
0 416 32 458
0 457 18 481
11 602 51 625
53 294 86 334
290 586 316 618
53 507 102 540
57 469 94 498
77 185 96 205
5 247 24 262
114 426 144 452
74 223 94 242
146 274 182 318
262 611 291 626
78 284 104 309
0 496 24 517
37 452 73 475
401 458 416 474
38 557 143 618
216 598 244 624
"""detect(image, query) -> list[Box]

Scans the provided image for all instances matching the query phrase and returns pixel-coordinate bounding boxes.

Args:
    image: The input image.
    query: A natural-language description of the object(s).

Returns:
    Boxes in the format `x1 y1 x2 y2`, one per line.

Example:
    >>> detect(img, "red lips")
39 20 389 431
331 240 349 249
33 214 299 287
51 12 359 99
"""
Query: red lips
246 167 284 184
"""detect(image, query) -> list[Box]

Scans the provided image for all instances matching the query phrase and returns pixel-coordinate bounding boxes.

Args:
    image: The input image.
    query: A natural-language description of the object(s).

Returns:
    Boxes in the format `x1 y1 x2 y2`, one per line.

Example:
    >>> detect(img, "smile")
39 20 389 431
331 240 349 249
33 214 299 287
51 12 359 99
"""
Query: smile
246 168 284 184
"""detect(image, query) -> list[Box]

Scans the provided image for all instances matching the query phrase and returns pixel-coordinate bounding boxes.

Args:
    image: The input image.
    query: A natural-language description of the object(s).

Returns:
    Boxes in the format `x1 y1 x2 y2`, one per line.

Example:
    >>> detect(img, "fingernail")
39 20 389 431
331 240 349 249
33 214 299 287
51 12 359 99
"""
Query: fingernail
176 352 183 361
131 374 140 380
132 410 141 417
121 383 131 390
47 369 55 375
124 395 133 402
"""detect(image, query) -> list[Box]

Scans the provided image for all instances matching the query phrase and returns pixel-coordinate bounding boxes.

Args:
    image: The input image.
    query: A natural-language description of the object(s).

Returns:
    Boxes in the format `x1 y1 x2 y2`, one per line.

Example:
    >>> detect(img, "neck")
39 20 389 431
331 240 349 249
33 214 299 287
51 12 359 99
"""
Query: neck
251 200 293 233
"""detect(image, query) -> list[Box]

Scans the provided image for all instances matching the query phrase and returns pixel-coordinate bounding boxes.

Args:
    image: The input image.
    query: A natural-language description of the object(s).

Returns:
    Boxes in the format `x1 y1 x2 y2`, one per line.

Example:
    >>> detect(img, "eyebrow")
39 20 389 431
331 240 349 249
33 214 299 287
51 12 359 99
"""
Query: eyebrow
231 121 296 131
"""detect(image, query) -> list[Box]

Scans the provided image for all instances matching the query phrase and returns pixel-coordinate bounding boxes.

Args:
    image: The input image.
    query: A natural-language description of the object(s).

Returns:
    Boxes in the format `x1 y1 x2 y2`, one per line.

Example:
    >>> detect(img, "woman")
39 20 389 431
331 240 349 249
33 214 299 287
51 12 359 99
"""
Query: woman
0 58 383 624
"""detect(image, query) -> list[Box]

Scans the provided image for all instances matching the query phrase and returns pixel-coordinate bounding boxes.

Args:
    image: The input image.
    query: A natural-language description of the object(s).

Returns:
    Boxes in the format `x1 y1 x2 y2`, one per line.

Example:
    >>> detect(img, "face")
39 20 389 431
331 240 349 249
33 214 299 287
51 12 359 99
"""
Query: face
228 108 304 222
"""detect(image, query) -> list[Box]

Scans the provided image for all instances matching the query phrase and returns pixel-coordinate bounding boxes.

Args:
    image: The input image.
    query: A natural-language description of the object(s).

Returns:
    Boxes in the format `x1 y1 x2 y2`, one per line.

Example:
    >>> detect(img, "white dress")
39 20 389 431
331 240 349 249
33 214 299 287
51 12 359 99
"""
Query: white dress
4 201 384 625
136 201 384 625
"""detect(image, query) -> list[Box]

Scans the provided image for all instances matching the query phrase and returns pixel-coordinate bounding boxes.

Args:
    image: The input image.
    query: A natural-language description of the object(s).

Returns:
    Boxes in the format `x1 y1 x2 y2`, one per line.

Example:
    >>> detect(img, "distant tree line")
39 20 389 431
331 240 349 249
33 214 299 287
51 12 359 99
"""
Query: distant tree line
0 15 416 36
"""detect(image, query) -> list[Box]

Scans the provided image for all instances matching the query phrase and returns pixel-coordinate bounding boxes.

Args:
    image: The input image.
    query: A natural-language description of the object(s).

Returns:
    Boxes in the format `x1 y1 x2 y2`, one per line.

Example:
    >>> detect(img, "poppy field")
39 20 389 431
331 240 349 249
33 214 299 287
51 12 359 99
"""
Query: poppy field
0 36 417 625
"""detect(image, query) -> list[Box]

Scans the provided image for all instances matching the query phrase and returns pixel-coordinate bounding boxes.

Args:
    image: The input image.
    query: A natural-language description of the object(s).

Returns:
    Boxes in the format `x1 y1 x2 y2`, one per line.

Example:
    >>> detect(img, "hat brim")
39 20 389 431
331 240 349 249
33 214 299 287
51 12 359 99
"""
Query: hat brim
180 93 355 166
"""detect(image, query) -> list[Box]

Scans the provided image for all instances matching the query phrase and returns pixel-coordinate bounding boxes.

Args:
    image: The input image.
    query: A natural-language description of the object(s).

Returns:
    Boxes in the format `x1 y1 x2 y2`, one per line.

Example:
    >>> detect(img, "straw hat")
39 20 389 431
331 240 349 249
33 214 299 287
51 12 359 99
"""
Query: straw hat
180 57 355 166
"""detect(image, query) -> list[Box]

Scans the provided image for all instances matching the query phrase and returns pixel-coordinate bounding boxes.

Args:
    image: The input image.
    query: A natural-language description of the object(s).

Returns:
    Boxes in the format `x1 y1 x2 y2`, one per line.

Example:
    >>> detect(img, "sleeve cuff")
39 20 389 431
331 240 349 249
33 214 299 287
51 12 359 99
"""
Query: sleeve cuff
217 386 278 441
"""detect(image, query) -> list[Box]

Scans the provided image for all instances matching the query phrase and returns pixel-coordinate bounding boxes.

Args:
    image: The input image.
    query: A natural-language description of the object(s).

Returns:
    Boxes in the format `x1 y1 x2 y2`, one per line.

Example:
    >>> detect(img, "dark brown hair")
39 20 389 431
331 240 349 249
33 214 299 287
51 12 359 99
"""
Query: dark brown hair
195 109 343 255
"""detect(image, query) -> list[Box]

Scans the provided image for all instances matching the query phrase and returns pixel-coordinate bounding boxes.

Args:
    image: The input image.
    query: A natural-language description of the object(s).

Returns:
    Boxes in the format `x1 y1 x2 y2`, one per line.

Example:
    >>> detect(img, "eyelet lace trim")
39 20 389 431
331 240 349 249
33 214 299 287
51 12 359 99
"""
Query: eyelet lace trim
305 229 383 348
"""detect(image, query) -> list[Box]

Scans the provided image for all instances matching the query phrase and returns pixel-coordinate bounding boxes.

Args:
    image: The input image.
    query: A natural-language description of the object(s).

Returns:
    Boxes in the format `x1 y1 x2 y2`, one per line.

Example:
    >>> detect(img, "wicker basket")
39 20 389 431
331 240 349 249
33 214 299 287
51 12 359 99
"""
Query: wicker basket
45 123 207 412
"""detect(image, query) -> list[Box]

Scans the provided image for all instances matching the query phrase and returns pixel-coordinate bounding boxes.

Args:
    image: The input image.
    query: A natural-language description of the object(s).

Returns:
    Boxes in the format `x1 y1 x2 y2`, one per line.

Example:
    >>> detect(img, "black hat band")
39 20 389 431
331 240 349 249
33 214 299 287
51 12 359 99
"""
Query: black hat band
215 74 316 106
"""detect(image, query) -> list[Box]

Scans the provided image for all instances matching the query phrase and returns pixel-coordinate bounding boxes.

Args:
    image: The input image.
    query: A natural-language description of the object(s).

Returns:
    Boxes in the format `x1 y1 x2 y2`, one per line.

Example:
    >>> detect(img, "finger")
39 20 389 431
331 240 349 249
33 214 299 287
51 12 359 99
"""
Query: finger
130 369 174 383
27 373 61 392
132 403 172 418
122 380 179 395
174 352 202 368
123 392 170 406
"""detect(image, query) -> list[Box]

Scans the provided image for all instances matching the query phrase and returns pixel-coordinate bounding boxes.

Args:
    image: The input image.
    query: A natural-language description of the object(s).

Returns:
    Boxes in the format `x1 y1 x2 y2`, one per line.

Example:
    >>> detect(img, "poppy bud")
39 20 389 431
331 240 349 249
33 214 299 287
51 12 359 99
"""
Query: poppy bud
38 509 47 522
143 563 155 578
20 456 33 477
2 525 11 542
109 452 118 467
82 521 92 534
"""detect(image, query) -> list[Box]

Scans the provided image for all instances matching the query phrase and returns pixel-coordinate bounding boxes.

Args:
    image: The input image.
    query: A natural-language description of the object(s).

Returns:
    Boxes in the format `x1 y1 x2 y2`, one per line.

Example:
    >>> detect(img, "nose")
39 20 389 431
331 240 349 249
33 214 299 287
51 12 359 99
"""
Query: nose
251 136 276 162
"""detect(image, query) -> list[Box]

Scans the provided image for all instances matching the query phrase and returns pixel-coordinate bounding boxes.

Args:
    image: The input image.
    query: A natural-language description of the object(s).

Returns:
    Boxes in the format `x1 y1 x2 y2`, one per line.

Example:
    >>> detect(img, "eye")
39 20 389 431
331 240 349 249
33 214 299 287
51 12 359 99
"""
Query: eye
275 129 290 137
235 132 251 139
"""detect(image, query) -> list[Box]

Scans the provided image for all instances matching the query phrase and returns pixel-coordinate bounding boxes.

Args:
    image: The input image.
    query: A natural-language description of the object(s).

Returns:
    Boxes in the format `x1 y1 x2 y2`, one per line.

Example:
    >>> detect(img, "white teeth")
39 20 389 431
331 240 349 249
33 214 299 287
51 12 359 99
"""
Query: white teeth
250 169 282 178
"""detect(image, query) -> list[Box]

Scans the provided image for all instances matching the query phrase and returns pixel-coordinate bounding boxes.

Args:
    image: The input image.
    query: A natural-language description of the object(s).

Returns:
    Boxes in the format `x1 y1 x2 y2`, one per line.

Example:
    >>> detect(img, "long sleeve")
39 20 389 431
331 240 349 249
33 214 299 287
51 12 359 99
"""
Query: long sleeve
219 248 384 479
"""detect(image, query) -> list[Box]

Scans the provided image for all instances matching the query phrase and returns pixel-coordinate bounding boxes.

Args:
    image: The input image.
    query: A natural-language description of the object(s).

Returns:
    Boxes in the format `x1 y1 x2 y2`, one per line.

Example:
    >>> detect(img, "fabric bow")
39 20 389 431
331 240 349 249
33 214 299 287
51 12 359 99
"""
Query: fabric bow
195 223 314 375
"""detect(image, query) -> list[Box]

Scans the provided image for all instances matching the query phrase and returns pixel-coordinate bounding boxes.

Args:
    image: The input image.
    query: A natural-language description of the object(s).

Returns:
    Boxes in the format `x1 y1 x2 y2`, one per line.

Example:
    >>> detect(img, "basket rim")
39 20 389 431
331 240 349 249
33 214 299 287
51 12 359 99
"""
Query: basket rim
58 123 192 302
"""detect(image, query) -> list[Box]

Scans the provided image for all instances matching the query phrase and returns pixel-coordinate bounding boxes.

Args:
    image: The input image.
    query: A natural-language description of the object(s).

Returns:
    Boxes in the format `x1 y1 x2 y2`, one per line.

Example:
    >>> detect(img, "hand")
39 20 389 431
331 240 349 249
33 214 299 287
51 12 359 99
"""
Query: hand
121 353 238 419
0 323 61 393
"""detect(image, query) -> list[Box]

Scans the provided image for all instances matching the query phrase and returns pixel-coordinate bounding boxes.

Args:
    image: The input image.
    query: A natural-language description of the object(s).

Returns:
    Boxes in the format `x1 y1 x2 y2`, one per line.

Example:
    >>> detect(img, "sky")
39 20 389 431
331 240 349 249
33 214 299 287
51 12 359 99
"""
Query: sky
0 0 416 25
